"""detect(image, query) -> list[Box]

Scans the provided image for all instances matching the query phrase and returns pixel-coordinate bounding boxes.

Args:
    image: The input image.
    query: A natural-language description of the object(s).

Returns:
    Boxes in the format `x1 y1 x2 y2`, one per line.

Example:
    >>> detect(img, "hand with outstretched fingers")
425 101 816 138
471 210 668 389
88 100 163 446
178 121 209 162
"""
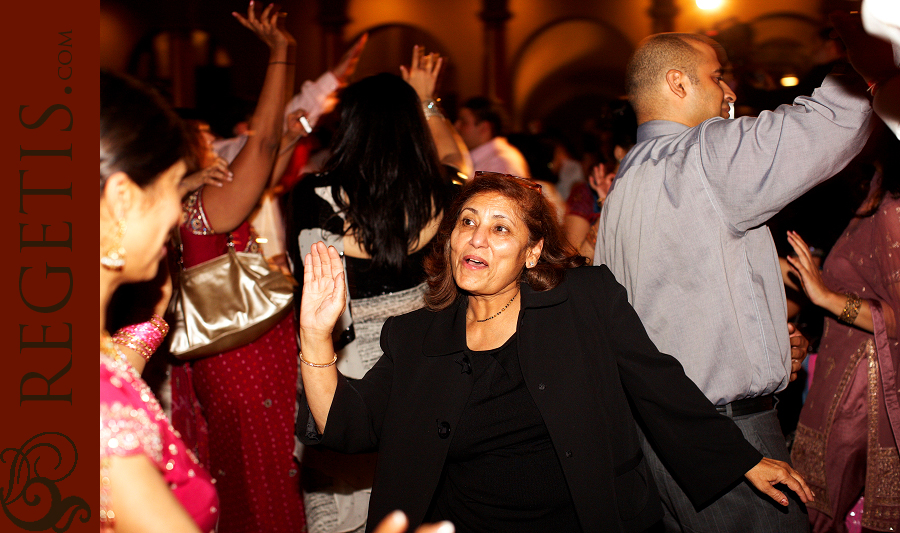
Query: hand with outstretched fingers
299 241 347 342
401 45 444 102
180 156 233 194
831 10 898 83
232 1 295 52
785 231 832 307
745 458 815 507
333 33 368 85
588 163 614 204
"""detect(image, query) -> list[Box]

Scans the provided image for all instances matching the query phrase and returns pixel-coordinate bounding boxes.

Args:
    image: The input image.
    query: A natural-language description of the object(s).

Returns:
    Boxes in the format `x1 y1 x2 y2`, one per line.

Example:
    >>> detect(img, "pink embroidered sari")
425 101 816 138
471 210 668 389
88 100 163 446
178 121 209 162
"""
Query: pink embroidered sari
791 193 900 532
100 349 219 532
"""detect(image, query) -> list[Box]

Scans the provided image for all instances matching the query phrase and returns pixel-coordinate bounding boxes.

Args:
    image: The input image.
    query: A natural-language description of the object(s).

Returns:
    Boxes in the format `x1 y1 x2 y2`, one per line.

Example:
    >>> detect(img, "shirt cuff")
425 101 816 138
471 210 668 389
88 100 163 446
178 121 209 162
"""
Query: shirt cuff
285 71 340 129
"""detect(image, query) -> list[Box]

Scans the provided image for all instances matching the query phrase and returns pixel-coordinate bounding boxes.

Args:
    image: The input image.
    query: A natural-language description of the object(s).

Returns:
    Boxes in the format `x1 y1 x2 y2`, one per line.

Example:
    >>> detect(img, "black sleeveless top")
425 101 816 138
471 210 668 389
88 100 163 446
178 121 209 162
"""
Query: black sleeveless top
425 333 583 532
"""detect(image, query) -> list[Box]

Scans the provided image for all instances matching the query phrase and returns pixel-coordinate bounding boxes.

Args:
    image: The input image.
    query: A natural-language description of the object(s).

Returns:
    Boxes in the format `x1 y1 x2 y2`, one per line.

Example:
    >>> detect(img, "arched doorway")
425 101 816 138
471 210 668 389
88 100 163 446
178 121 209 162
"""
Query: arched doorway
350 24 460 116
510 17 634 157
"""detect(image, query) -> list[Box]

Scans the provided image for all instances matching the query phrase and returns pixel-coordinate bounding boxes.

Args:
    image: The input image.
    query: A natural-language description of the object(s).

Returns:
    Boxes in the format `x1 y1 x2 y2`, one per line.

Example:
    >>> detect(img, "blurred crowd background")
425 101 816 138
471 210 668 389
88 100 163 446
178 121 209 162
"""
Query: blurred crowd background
100 0 859 145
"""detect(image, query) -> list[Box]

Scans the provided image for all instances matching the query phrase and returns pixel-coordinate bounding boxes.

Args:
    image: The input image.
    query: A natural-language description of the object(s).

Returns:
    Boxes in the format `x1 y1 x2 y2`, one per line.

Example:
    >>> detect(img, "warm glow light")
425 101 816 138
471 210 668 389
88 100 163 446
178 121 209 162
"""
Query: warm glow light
696 0 723 9
780 76 800 87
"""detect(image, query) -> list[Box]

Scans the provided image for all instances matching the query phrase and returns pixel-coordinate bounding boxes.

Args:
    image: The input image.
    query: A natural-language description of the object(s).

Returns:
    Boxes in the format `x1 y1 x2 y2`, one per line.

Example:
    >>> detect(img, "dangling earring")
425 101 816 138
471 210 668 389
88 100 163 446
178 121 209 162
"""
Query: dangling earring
101 219 127 271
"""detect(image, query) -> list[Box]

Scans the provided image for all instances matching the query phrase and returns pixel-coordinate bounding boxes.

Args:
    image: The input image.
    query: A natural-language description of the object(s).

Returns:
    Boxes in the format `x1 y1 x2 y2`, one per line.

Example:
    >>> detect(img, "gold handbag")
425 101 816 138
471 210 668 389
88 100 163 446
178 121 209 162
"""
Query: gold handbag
169 235 294 360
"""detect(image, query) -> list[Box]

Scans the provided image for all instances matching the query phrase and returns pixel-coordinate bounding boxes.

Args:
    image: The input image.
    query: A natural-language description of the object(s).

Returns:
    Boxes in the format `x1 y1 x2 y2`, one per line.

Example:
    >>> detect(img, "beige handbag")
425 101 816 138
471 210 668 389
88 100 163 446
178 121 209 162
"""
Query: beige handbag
169 234 294 360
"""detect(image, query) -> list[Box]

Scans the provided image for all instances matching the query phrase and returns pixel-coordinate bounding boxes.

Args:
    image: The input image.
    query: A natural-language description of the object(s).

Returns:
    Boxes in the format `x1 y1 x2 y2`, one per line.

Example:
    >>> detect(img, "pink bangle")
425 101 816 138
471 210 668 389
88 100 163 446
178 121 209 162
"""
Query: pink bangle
112 314 169 361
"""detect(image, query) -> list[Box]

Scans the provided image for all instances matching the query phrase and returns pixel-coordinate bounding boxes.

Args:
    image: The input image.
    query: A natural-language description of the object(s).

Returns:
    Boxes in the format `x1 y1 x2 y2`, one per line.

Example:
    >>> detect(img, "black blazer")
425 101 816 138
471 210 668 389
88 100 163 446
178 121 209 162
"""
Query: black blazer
299 266 762 532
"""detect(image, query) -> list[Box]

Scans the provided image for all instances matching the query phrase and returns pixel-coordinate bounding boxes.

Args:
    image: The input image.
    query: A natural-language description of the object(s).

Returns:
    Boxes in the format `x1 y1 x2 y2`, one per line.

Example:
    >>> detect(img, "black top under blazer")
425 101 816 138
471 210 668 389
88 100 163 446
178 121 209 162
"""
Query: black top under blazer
298 265 762 532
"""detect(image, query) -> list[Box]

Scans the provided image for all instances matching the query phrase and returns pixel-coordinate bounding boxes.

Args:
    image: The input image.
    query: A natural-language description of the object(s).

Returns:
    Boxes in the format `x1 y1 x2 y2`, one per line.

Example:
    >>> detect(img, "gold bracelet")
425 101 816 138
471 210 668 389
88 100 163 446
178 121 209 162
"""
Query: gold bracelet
150 314 170 335
299 352 338 368
838 293 862 325
111 331 152 361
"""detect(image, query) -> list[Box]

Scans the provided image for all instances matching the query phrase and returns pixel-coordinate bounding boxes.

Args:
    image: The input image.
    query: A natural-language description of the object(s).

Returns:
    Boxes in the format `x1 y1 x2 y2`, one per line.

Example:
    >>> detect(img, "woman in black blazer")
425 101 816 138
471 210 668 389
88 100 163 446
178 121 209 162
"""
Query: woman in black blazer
296 172 813 533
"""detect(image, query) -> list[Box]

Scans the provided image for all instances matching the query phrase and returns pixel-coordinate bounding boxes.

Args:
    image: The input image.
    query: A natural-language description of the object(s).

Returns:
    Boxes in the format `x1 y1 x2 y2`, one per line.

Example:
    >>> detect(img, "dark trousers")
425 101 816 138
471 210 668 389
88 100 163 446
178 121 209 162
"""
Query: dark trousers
638 408 810 533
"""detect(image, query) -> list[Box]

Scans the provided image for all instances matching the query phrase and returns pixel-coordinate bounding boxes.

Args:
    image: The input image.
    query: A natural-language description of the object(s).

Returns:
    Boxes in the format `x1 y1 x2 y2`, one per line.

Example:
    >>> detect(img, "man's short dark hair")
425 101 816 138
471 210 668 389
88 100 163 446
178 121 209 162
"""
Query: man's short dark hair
461 96 507 138
625 33 723 116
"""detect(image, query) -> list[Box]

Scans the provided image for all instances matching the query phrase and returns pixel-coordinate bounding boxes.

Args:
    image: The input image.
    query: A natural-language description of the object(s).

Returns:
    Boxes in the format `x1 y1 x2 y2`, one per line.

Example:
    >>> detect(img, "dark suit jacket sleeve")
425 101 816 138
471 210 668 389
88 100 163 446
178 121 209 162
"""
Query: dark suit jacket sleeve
296 316 397 454
595 267 763 506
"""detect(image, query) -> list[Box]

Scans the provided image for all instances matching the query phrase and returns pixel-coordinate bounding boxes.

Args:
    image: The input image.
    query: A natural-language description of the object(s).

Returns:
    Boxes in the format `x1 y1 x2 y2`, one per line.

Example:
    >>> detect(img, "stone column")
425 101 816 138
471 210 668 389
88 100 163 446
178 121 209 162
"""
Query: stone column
170 30 195 109
318 0 349 73
480 0 511 105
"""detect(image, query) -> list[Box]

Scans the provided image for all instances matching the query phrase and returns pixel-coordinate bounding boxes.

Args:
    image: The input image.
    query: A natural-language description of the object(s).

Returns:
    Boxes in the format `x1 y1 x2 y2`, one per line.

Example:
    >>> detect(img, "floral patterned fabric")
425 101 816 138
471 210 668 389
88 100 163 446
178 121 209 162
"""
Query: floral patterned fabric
791 193 900 532
101 349 218 532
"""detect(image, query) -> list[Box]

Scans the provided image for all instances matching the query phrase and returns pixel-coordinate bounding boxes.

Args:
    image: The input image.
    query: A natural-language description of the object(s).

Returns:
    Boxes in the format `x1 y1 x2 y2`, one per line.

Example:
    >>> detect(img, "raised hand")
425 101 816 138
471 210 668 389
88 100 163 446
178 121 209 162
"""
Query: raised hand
400 45 443 102
299 241 347 341
333 33 368 86
179 156 233 194
588 163 614 205
831 10 897 84
785 231 830 307
232 1 295 52
744 457 814 506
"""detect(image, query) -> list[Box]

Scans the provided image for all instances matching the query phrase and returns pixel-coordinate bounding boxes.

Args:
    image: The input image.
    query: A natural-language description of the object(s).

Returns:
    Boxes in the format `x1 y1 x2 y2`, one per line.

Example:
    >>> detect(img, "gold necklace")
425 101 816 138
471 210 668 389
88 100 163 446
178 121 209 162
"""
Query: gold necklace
475 292 518 322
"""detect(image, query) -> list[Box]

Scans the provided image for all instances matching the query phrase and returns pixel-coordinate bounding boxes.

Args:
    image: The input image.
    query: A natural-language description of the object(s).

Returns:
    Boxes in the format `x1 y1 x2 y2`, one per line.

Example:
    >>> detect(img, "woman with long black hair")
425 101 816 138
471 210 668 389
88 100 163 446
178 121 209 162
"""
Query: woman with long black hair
285 48 469 533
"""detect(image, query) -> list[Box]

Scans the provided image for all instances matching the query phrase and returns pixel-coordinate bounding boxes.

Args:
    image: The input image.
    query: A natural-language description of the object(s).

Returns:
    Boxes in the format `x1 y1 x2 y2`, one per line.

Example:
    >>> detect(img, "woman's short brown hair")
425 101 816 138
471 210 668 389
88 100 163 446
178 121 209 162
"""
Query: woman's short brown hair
424 172 587 310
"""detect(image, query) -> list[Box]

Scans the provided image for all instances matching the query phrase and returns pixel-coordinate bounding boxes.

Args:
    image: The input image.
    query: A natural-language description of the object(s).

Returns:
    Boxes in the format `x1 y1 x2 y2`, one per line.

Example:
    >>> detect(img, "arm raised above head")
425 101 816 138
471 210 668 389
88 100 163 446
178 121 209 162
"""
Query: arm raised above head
201 3 296 233
401 45 473 178
698 79 874 232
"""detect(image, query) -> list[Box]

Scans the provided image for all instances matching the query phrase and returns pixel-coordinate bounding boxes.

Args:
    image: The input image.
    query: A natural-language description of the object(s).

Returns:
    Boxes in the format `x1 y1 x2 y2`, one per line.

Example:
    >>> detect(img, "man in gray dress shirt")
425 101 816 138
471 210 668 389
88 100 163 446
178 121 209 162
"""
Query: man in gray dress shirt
595 33 877 532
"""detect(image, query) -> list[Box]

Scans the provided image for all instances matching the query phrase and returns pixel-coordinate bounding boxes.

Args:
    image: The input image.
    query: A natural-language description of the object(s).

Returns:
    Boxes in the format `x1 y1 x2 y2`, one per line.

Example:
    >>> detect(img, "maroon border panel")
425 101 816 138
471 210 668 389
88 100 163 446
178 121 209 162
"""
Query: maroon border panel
1 1 99 531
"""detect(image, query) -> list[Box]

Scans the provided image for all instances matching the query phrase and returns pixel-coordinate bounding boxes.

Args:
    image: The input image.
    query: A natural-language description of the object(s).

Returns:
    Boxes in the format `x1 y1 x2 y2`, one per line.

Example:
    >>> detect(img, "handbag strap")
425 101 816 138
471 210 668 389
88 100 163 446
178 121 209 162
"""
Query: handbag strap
170 226 236 272
171 226 185 271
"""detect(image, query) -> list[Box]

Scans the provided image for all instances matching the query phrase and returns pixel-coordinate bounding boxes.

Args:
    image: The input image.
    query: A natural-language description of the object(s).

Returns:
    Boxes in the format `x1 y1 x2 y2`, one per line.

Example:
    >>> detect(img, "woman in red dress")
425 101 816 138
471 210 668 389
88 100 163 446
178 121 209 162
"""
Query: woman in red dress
169 4 305 531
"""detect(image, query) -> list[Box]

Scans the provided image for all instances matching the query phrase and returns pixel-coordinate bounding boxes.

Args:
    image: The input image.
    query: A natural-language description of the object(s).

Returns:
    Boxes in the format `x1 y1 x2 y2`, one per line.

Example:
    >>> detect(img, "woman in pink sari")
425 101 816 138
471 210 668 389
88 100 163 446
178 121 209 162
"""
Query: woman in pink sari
787 136 900 532
100 71 218 532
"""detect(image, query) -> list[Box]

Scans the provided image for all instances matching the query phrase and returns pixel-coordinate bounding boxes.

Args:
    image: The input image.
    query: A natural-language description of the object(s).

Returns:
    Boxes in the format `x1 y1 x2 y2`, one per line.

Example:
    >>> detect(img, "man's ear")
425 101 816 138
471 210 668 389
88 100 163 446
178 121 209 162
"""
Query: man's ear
665 69 689 99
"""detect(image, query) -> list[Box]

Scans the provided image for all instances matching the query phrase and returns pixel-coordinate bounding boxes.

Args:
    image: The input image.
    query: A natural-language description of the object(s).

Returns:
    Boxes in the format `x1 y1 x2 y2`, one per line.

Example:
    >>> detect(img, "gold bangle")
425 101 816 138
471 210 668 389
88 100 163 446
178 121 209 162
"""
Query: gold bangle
150 314 170 335
838 293 861 325
299 352 338 368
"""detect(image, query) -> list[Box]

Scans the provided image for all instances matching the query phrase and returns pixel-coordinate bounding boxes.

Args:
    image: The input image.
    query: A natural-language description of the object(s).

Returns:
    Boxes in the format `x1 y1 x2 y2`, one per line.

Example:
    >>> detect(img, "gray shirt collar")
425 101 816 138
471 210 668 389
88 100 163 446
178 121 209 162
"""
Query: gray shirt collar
636 120 691 143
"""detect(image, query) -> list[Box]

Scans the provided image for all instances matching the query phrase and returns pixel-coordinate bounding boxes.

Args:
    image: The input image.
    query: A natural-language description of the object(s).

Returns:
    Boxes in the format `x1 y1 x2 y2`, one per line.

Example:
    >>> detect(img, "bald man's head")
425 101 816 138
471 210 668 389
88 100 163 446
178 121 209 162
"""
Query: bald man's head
626 33 725 122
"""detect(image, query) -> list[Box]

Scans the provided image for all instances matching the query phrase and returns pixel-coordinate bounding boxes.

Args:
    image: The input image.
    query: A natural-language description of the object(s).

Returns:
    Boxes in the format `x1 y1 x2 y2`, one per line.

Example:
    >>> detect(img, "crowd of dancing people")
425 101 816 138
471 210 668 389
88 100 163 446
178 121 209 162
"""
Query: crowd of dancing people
100 1 900 532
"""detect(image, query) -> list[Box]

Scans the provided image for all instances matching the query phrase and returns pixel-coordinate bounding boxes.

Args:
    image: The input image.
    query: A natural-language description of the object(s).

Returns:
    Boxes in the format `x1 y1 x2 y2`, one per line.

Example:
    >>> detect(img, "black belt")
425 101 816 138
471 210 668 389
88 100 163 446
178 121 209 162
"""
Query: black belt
715 395 774 417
